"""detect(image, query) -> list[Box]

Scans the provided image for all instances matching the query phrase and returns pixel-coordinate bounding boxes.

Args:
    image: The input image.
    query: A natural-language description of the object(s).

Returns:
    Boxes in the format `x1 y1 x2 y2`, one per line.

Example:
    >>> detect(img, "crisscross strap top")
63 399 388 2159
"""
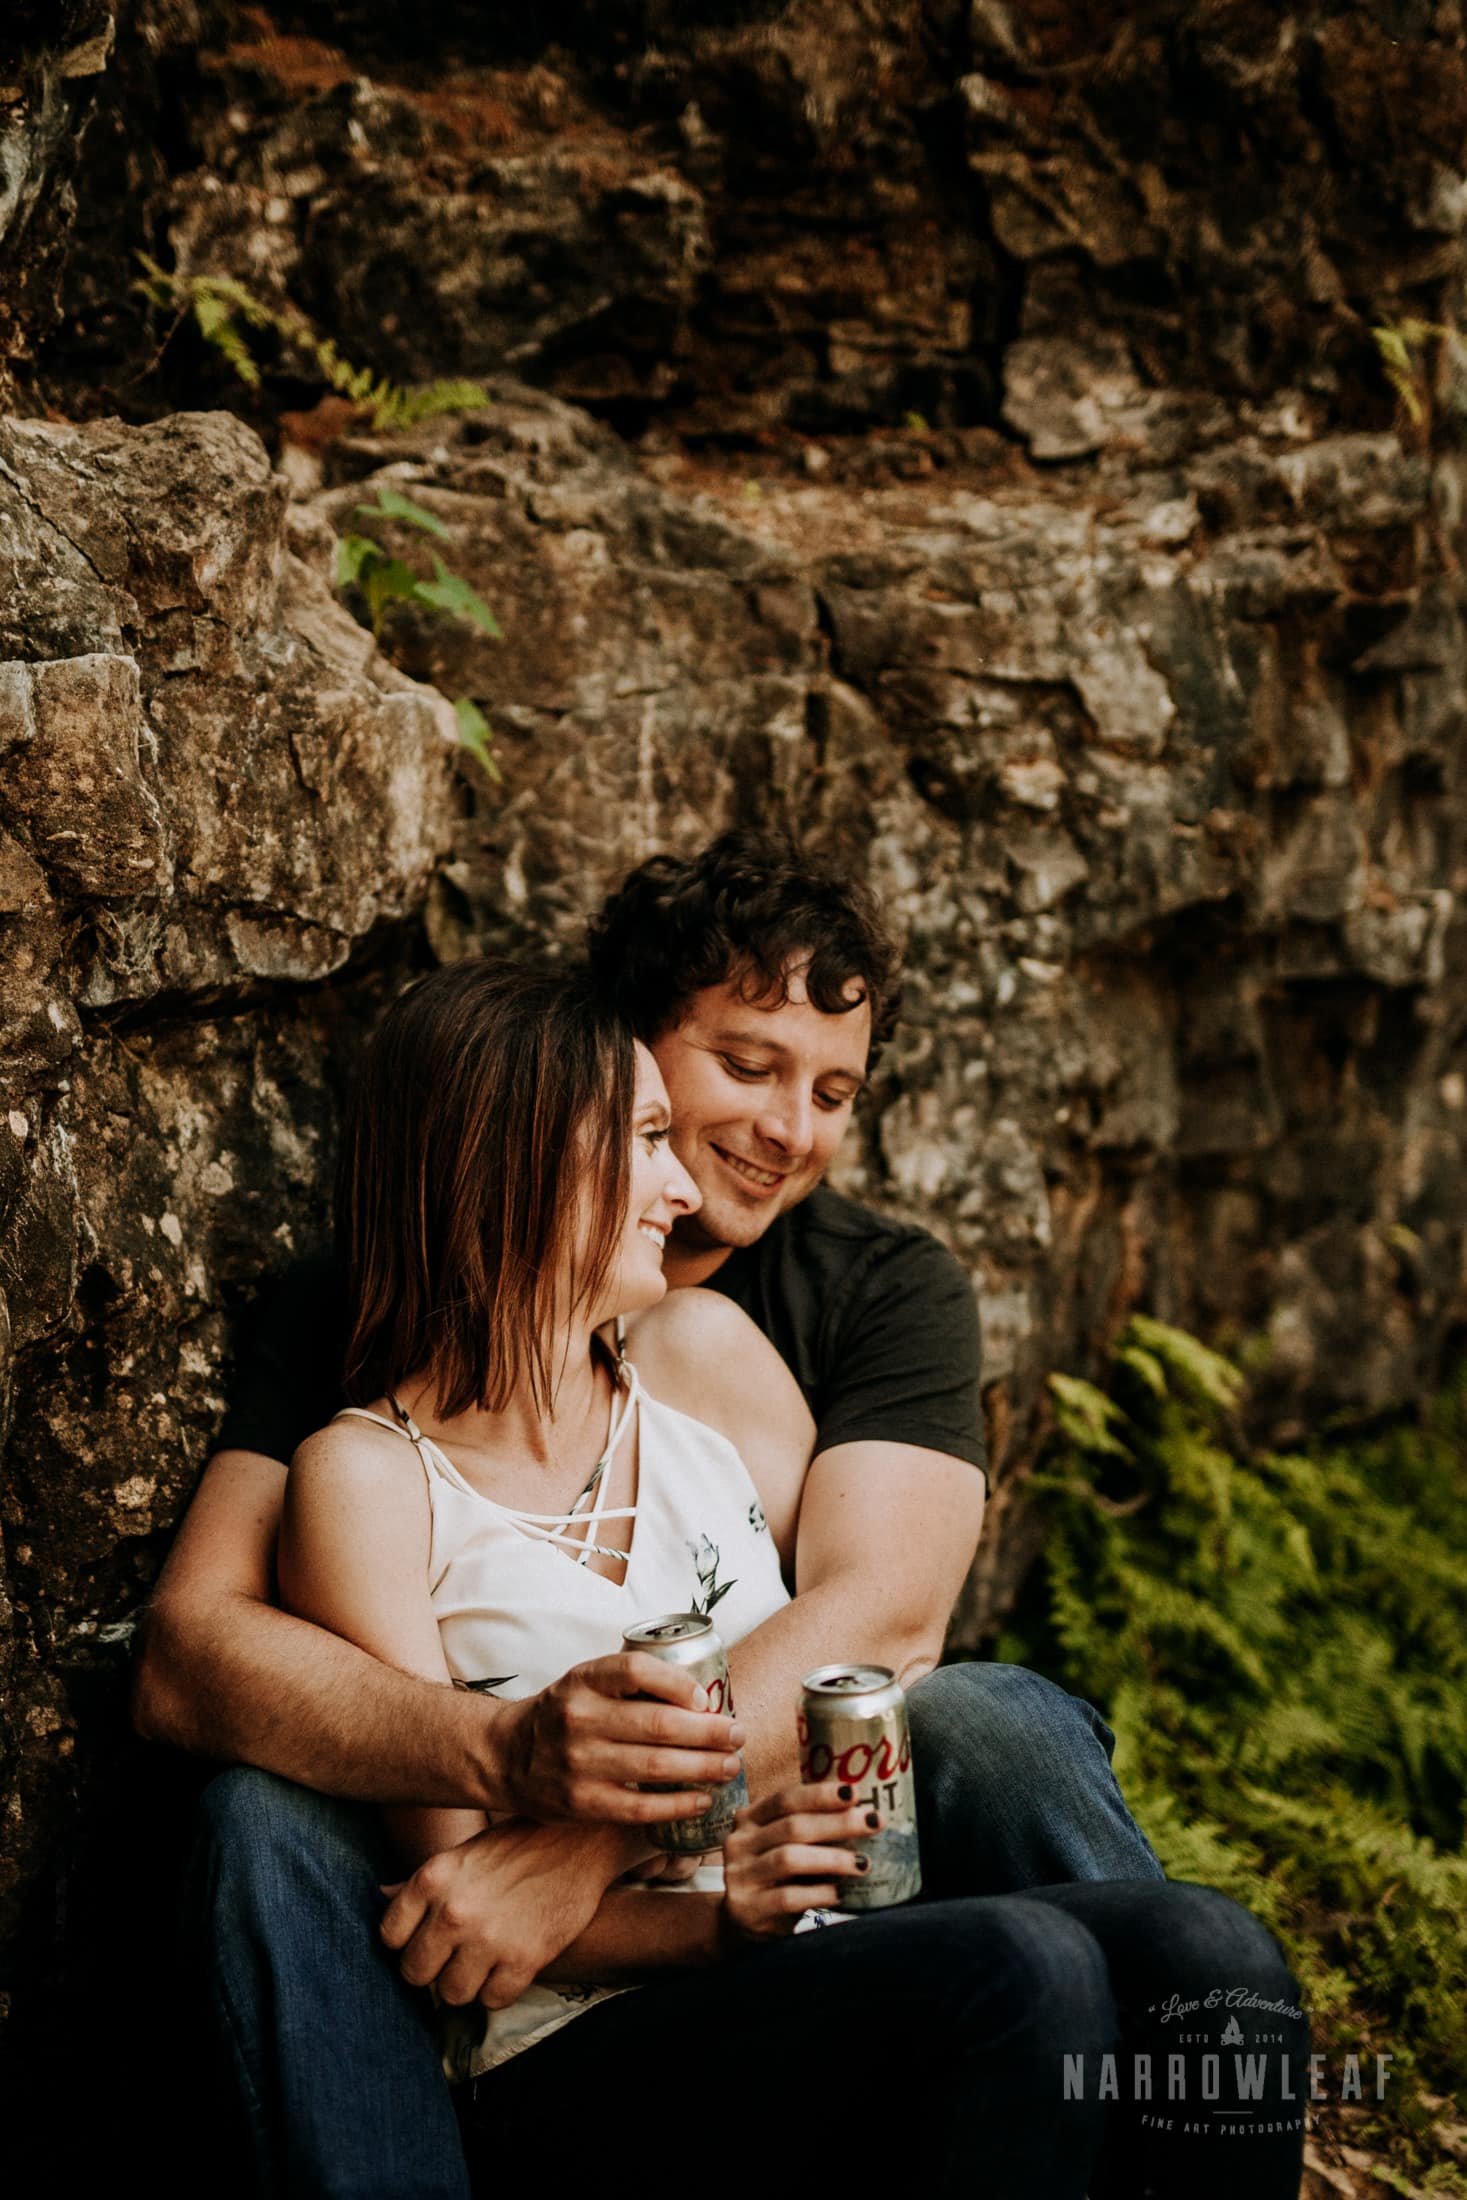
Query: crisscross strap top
325 1351 793 2081
326 1354 788 1724
334 1360 642 1571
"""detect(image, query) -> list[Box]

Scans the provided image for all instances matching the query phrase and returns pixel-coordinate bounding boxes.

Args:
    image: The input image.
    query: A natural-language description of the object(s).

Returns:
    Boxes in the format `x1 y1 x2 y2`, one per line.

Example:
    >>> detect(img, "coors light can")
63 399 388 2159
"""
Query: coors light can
798 1664 921 1910
622 1612 749 1853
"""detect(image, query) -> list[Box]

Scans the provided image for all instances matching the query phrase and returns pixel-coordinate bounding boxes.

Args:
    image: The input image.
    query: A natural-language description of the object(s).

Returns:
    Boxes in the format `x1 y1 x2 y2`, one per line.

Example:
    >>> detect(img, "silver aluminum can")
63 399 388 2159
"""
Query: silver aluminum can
622 1612 748 1853
798 1663 921 1909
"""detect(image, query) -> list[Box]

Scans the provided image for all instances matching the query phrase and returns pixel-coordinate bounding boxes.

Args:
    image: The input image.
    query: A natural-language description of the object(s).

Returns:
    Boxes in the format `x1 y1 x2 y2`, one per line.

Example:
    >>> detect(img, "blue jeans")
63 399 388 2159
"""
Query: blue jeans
908 1661 1164 1893
463 1883 1306 2199
182 1664 1169 2198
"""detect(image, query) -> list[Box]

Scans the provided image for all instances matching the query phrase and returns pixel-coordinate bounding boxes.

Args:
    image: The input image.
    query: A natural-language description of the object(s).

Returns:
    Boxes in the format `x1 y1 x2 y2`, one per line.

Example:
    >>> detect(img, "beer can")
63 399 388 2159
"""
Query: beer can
798 1664 921 1910
622 1612 748 1853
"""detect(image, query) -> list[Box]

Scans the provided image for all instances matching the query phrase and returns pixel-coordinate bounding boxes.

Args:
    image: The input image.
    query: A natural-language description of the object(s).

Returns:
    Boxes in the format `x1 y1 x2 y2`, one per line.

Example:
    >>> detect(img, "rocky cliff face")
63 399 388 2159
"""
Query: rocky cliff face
0 398 457 2129
313 382 1467 1626
2 0 1466 2169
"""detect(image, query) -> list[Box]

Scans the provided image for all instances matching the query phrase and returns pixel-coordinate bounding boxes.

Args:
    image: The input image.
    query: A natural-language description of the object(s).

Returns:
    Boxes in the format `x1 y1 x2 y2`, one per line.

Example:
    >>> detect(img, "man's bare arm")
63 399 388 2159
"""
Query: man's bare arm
132 1448 740 1817
132 1449 517 1806
630 1298 985 1795
726 1440 985 1796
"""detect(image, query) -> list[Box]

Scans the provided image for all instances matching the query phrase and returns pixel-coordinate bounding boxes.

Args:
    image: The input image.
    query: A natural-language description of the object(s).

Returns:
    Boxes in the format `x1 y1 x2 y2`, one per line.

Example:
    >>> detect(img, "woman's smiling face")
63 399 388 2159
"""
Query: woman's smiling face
590 1041 701 1321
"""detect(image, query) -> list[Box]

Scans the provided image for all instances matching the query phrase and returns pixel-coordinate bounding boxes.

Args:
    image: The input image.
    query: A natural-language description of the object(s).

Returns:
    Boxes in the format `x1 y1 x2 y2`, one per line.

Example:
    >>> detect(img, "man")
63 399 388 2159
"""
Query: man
135 831 1161 2198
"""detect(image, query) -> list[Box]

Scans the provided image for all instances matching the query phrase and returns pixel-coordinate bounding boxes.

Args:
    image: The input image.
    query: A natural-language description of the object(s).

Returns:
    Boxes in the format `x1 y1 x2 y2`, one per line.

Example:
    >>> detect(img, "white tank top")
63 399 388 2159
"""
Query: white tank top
334 1353 790 2077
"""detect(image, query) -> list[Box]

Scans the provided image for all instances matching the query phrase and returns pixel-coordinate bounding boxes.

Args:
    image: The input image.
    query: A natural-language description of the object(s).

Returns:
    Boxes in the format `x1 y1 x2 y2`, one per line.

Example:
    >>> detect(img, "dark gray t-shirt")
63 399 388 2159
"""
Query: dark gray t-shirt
705 1186 985 1478
217 1185 985 1485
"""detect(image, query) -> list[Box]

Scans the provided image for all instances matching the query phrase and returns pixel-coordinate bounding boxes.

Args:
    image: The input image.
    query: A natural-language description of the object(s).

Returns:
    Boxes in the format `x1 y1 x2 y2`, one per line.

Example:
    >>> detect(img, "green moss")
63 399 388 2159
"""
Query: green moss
999 1327 1467 2186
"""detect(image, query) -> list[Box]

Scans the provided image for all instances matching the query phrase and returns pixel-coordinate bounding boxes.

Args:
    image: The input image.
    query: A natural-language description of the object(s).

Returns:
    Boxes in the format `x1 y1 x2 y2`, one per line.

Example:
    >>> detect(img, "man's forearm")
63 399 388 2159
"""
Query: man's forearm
133 1592 508 1808
726 1578 940 1795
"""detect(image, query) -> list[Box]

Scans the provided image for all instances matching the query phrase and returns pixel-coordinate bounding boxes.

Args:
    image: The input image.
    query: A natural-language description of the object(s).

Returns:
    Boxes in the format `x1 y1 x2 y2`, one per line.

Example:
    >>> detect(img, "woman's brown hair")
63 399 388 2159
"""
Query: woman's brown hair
338 959 634 1418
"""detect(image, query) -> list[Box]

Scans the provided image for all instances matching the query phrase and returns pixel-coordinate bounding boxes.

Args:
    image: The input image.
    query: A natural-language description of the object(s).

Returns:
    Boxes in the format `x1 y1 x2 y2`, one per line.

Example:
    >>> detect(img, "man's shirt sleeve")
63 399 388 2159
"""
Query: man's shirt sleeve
213 1253 346 1468
816 1233 987 1485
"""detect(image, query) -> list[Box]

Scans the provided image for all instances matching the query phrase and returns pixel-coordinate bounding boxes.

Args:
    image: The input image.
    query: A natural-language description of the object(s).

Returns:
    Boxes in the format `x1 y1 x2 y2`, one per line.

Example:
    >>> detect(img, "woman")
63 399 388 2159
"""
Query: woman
280 959 1306 2199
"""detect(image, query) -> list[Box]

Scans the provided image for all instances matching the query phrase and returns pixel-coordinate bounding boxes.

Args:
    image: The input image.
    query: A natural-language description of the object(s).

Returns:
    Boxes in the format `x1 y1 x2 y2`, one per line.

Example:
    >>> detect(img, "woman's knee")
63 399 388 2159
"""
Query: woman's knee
1140 1882 1300 2001
929 1898 1120 2056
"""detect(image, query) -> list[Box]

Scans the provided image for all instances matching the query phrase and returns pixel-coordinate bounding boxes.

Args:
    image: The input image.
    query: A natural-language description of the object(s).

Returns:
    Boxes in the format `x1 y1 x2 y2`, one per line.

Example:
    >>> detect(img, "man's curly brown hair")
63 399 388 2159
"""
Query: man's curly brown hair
587 829 902 1067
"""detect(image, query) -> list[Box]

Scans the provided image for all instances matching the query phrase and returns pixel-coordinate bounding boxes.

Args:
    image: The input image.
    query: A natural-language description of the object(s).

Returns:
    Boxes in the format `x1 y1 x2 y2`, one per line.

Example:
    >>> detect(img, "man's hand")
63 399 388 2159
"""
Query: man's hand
493 1650 744 1825
381 1819 643 2009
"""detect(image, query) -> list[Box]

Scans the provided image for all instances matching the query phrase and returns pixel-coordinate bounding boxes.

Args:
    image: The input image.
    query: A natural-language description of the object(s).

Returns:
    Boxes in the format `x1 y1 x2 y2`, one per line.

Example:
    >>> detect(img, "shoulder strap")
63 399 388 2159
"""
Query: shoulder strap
333 1406 412 1439
331 1403 433 1500
573 1362 639 1566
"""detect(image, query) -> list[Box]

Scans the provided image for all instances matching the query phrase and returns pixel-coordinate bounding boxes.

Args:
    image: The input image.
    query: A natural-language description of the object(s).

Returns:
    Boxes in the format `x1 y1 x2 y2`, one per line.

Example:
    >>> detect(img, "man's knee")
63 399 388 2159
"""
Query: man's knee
193 1767 388 1905
909 1660 1114 1767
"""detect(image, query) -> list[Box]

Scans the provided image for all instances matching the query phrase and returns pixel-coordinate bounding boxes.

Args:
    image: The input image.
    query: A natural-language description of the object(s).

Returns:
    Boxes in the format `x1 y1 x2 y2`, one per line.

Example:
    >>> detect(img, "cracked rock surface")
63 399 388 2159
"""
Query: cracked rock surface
0 401 456 2085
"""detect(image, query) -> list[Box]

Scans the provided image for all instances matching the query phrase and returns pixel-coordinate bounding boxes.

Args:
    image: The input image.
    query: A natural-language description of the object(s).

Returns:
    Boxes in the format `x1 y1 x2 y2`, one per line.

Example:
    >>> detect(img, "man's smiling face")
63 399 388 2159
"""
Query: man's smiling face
649 961 872 1270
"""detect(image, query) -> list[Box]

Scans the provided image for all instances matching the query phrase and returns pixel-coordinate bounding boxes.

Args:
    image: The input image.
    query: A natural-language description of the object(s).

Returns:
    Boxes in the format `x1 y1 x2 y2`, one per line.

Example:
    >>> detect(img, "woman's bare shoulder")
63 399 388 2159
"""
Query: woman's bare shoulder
627 1290 811 1563
289 1410 419 1485
626 1288 778 1383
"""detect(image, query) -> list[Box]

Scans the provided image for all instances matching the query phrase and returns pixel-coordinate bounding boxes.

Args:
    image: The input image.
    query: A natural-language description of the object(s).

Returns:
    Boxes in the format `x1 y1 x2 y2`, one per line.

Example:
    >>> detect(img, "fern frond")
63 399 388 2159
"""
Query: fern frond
1048 1372 1135 1460
1125 1315 1245 1414
131 259 491 440
1005 1326 1467 2174
374 378 491 430
190 291 261 386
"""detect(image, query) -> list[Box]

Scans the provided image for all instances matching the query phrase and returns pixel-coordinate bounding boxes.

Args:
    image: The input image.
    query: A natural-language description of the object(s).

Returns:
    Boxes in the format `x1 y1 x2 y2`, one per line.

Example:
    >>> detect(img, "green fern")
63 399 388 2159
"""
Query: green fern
1001 1327 1467 2184
1126 1313 1246 1415
1369 315 1467 445
134 258 505 789
133 257 490 433
451 698 500 783
381 380 495 431
188 286 262 386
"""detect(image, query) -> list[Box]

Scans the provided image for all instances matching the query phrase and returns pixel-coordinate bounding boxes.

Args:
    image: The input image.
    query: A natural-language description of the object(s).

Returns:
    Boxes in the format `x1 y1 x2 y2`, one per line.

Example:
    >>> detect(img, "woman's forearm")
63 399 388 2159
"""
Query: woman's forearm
538 1889 724 1981
385 1803 490 1867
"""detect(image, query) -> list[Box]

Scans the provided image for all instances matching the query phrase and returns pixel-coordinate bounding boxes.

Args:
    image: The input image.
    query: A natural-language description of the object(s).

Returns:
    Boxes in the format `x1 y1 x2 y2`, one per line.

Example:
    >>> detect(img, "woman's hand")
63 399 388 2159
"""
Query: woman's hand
721 1782 881 1942
492 1650 745 1825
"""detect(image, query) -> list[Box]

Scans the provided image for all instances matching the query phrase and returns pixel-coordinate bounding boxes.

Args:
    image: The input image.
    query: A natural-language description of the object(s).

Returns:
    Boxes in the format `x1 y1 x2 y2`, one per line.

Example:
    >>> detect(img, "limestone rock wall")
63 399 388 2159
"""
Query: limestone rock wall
0 402 457 2092
1 0 1466 2165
